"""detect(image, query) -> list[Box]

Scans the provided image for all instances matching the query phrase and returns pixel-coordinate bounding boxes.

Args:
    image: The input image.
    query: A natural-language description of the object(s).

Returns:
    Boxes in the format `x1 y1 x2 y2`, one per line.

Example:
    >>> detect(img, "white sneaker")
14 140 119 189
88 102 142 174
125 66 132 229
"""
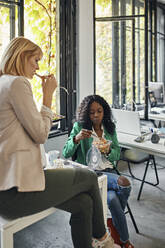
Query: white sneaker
92 235 114 248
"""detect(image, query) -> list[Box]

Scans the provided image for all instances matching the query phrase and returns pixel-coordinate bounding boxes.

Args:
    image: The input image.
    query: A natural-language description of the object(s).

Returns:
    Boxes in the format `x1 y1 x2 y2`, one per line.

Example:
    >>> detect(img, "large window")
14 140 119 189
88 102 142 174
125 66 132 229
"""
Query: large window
94 0 165 119
157 5 165 82
95 0 145 110
0 0 77 136
0 0 23 58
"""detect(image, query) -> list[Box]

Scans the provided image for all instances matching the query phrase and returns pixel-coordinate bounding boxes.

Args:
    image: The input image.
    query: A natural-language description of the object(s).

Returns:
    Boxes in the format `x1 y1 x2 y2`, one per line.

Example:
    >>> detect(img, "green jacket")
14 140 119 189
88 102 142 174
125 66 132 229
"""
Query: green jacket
63 122 120 167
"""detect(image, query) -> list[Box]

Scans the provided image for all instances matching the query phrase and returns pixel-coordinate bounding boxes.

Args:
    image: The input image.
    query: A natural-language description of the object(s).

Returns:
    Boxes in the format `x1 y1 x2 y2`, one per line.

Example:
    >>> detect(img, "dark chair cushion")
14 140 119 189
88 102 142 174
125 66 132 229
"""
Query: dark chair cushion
120 148 150 163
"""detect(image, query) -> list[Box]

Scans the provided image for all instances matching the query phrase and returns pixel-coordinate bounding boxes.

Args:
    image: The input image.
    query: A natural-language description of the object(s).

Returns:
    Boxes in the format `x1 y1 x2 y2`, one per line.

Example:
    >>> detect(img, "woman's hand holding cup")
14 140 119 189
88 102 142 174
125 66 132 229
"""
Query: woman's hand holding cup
41 74 58 108
42 74 58 96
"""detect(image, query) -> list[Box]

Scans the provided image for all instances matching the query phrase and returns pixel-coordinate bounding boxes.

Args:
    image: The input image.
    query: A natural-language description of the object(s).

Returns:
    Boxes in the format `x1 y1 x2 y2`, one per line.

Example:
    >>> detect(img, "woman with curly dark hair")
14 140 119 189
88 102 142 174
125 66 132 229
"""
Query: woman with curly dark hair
63 95 134 248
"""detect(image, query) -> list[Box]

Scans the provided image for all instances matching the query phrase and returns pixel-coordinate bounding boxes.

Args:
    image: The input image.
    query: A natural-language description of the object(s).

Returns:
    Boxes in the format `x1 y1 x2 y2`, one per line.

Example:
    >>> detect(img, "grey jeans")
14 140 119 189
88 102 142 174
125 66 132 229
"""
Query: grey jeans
0 167 106 248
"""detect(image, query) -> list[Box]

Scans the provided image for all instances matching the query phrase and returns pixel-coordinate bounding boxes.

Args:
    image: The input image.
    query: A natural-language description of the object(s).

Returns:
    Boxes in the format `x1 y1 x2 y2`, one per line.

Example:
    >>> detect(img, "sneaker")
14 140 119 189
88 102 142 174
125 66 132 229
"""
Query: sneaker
92 235 120 248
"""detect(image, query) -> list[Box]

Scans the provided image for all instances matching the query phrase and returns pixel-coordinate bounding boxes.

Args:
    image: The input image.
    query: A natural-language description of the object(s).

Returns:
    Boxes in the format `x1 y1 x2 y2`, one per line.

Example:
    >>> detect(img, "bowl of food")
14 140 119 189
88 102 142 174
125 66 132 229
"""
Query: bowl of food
52 113 65 122
93 138 112 154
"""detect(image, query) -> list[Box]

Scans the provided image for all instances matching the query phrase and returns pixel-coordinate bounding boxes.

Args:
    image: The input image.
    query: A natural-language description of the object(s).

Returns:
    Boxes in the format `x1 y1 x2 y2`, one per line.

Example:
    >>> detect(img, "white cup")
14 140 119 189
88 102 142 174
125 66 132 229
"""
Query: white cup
48 150 60 166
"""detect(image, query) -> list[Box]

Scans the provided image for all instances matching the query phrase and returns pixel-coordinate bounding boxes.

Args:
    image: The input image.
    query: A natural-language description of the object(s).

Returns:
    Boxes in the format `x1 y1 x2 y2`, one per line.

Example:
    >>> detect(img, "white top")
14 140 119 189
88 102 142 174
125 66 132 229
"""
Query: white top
40 105 53 168
92 126 113 170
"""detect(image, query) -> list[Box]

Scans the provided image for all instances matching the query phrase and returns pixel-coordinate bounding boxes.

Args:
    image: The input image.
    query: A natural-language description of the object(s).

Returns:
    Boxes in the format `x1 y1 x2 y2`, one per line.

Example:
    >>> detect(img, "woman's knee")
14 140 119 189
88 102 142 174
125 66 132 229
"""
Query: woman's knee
107 191 118 207
117 176 130 187
89 169 98 182
75 168 98 186
86 169 98 188
75 193 93 216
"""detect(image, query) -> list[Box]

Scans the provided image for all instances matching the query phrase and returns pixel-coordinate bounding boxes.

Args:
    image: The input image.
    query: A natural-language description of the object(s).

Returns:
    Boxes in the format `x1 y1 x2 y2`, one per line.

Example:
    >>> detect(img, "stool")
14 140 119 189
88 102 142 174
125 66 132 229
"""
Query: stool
0 207 56 248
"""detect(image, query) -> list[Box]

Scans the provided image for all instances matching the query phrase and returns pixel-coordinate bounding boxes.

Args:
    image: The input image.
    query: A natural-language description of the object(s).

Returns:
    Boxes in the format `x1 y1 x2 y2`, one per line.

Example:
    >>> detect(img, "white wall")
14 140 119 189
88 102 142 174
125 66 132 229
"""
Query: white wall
78 0 94 104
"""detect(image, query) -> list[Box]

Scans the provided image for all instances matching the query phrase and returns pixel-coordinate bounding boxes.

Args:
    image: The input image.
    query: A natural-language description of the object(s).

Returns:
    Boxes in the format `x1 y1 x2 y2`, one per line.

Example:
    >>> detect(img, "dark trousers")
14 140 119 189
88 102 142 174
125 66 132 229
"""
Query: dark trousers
0 167 106 248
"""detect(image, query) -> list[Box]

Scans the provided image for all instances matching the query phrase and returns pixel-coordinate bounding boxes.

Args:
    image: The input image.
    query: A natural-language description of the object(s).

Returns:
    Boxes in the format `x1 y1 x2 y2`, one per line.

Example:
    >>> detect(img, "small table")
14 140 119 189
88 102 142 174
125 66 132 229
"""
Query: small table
117 131 165 199
117 132 165 158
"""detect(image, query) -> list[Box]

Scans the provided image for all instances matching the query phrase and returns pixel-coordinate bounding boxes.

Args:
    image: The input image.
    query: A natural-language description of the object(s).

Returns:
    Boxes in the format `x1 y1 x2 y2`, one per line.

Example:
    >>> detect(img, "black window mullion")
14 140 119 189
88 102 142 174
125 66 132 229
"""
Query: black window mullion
149 0 152 81
93 0 96 94
112 0 119 108
60 0 67 131
144 0 149 120
10 4 15 39
154 0 157 81
60 0 77 134
66 0 77 134
70 0 77 126
120 0 126 107
65 0 72 132
18 0 24 36
132 0 136 111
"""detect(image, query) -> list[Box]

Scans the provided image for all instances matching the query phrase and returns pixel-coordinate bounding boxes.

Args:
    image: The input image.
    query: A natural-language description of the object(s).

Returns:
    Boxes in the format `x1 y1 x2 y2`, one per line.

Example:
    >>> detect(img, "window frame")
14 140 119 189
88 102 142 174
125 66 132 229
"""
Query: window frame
59 0 77 135
0 0 24 37
94 0 165 121
0 0 77 138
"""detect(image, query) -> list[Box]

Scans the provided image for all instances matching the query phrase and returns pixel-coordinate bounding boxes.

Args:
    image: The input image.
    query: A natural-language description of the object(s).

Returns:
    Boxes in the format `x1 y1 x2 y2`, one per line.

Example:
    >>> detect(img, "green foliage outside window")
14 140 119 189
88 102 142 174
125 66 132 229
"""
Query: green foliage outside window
0 0 58 112
24 0 58 111
95 0 145 108
0 7 10 58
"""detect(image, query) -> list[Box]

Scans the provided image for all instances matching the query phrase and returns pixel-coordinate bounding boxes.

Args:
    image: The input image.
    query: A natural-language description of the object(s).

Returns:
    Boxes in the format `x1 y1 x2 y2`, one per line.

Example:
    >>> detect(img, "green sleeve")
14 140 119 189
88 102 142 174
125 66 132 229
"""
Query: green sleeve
106 130 121 165
62 122 81 158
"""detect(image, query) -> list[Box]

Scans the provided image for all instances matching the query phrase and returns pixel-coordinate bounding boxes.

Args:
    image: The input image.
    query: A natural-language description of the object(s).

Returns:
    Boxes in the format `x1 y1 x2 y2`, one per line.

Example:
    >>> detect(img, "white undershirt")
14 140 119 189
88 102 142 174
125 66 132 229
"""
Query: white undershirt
92 126 113 170
40 105 53 168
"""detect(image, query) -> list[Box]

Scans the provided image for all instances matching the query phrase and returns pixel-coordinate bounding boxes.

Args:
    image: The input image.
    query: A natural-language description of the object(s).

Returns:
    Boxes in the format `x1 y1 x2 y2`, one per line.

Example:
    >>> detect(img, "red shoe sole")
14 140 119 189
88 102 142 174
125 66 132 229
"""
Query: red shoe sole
107 218 123 246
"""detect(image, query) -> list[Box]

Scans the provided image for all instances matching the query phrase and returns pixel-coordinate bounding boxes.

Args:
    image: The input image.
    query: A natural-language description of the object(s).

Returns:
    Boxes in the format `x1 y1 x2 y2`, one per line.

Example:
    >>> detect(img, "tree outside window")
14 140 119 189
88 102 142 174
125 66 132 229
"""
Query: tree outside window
0 0 59 113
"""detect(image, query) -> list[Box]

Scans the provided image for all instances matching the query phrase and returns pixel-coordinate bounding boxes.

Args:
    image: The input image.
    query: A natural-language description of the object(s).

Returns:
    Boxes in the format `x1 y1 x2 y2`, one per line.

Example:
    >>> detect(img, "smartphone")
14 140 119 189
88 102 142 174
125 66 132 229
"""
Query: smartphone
82 121 92 130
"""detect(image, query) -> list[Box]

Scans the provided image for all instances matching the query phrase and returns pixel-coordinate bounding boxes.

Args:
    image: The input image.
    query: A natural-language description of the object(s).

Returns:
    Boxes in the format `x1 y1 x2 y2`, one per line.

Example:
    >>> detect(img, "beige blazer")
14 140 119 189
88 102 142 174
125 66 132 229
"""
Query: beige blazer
0 75 52 192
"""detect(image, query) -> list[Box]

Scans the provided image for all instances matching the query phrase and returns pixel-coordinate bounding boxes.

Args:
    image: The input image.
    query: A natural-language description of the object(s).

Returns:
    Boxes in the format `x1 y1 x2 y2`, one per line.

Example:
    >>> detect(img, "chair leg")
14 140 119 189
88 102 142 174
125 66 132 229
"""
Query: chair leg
151 155 159 186
1 229 13 248
126 203 139 234
122 157 159 186
137 160 150 200
137 156 159 201
127 162 136 178
116 160 136 179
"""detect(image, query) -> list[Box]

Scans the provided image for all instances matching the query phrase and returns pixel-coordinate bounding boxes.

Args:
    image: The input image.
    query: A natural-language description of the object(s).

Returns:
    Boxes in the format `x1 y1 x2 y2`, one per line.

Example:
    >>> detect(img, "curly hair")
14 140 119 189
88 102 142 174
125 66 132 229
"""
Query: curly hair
76 95 115 135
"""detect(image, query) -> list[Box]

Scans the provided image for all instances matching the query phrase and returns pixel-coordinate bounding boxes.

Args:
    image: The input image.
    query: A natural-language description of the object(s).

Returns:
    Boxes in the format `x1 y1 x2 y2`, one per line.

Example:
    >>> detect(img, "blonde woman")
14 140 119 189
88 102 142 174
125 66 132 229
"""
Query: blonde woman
0 37 120 248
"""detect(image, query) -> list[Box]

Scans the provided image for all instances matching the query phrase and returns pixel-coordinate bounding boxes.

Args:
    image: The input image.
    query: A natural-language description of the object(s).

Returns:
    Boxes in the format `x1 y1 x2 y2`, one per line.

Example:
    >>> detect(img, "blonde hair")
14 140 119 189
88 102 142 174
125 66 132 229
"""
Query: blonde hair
0 36 43 77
